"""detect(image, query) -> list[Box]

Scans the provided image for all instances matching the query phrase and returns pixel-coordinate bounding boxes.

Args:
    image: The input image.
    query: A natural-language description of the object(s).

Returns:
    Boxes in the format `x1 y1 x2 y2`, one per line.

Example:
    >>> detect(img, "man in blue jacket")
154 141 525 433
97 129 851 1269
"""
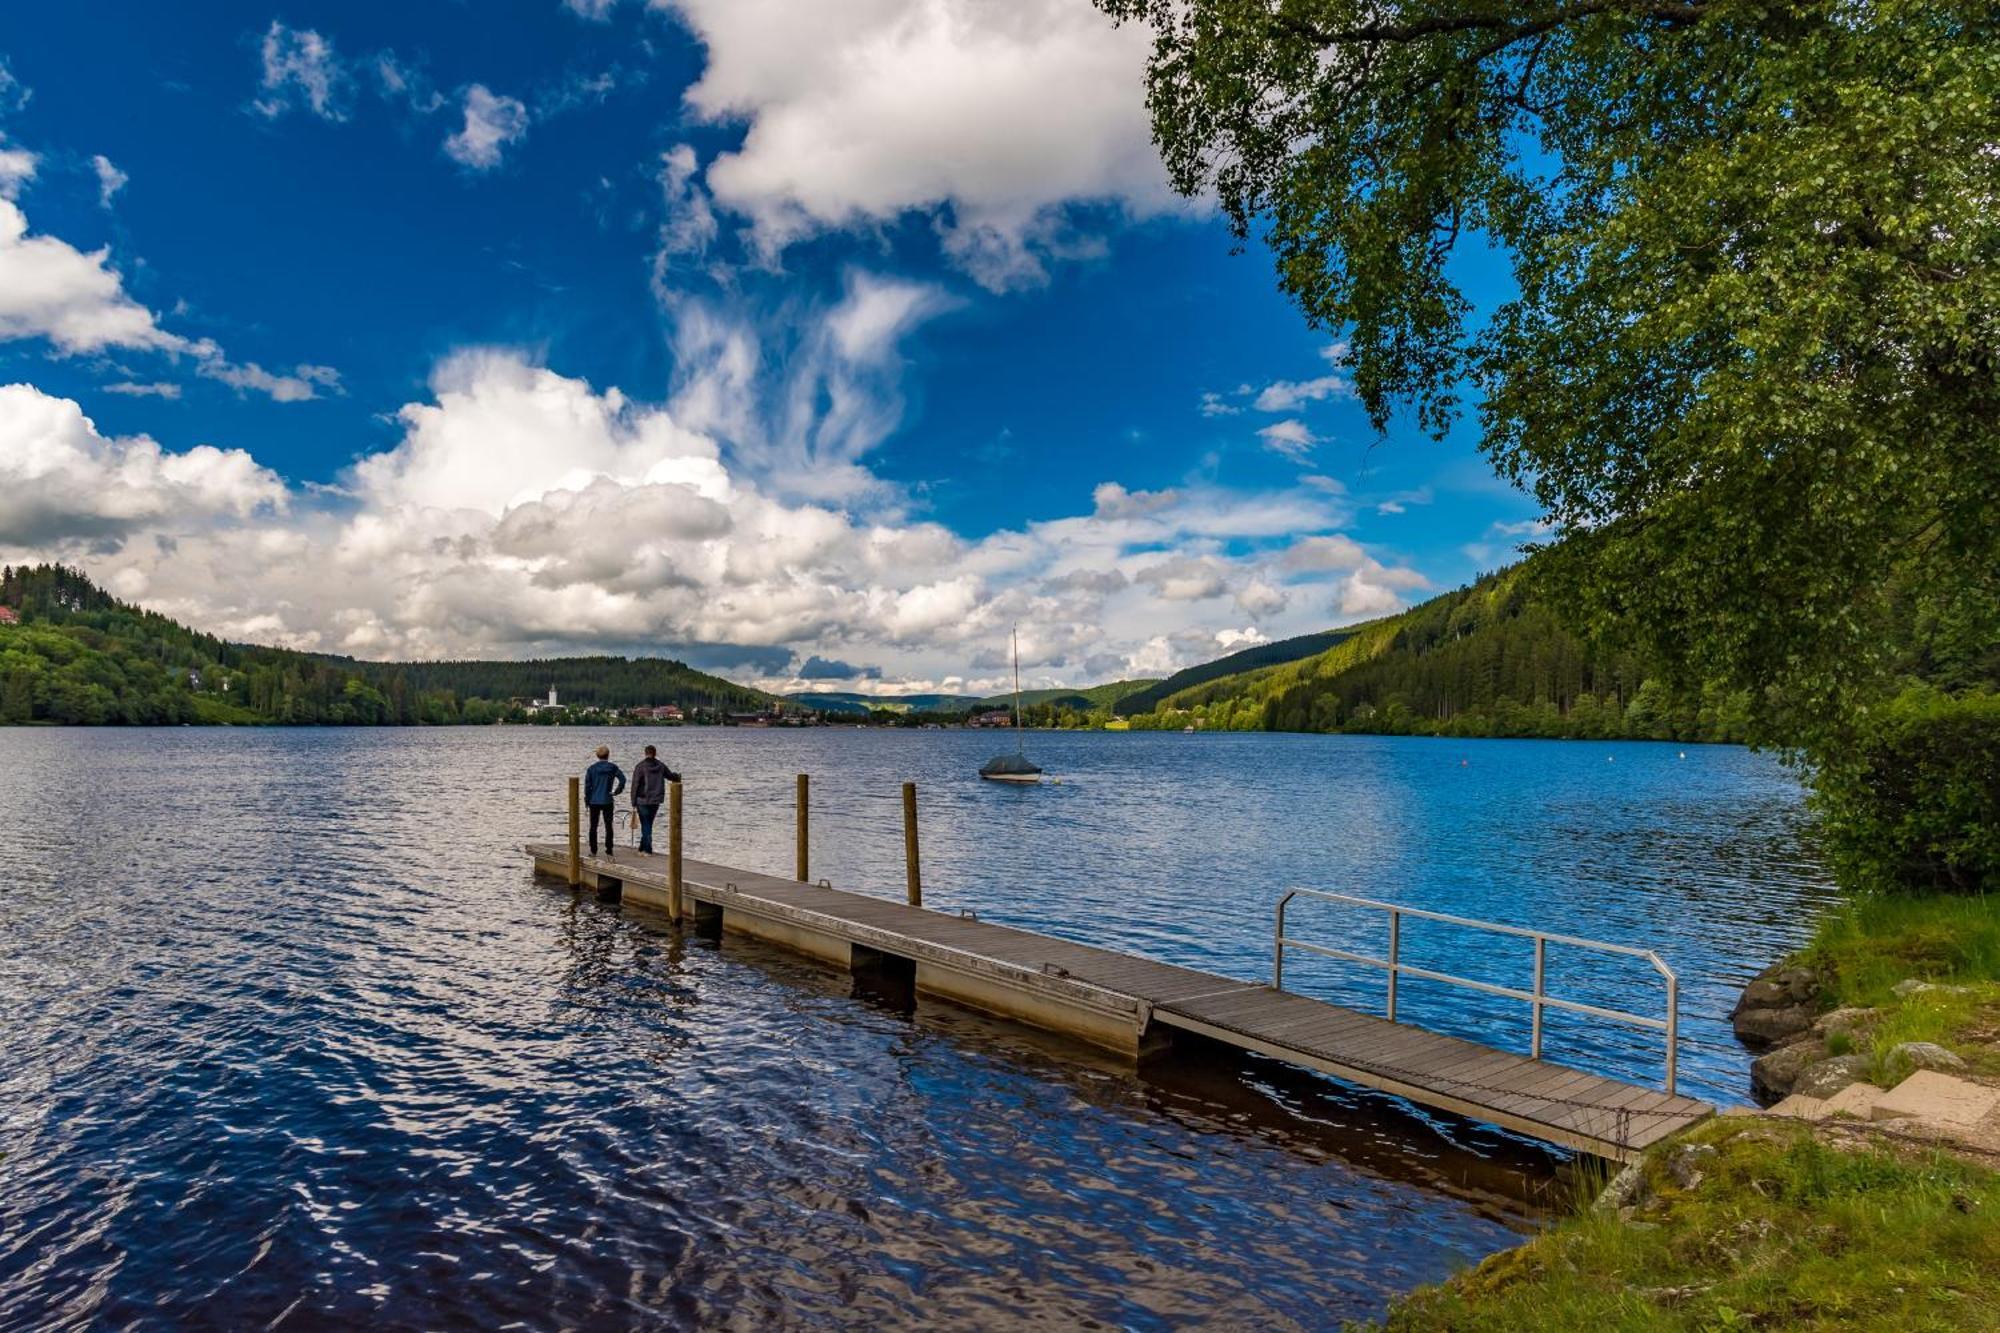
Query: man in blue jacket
583 745 626 856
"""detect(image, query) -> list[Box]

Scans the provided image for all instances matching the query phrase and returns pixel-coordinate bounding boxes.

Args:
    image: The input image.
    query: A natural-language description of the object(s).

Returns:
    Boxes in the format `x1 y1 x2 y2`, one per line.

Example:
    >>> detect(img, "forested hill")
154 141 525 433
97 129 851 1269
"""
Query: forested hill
0 564 770 725
1122 569 1758 743
1111 631 1356 717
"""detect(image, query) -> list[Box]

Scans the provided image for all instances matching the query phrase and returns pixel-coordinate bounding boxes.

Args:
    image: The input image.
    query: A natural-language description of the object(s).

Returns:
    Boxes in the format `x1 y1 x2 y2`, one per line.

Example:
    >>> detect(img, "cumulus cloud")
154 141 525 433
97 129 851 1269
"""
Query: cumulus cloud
91 155 127 208
0 198 178 353
0 383 284 545
661 0 1175 290
1200 345 1353 423
0 193 336 400
1133 555 1229 602
253 22 351 121
4 330 1423 687
1251 345 1352 412
1235 578 1287 618
796 654 881 681
444 85 530 169
1257 419 1319 461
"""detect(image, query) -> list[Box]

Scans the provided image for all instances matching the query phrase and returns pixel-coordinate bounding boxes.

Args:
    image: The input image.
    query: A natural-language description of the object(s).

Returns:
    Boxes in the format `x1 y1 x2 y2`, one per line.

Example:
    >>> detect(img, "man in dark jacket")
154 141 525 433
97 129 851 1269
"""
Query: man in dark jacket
583 745 626 855
629 744 681 854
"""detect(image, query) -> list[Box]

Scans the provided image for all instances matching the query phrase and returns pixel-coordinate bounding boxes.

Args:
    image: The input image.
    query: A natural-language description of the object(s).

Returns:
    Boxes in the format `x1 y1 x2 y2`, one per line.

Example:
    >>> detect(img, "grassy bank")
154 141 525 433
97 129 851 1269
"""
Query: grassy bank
1377 1118 2000 1330
1802 894 2000 1084
1374 892 2000 1330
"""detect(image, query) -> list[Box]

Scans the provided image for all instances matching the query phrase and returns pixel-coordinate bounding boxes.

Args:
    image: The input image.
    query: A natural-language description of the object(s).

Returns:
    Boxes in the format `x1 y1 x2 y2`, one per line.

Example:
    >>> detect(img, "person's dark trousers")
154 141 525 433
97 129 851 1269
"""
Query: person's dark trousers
636 802 661 854
588 803 615 855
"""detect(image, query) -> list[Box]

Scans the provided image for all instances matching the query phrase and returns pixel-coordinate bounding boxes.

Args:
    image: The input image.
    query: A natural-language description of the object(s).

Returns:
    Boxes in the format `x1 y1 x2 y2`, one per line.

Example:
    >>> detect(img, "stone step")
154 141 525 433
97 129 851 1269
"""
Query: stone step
1767 1092 1830 1121
1870 1071 2000 1128
1821 1081 1890 1120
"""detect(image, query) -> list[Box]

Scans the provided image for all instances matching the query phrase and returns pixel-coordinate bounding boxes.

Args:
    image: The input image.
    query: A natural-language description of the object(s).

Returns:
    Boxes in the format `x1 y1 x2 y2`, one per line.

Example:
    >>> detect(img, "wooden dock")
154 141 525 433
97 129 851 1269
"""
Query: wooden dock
525 840 1710 1162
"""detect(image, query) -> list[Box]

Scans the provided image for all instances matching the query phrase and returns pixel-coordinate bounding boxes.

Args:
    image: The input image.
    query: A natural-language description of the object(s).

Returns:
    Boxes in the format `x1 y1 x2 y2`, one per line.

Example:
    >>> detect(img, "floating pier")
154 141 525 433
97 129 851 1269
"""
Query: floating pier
525 778 1710 1162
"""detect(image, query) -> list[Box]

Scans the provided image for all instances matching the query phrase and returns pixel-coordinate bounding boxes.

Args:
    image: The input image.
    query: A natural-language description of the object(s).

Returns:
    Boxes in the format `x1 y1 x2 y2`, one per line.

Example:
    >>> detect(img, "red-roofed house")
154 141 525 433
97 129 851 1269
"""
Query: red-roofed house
0 606 18 625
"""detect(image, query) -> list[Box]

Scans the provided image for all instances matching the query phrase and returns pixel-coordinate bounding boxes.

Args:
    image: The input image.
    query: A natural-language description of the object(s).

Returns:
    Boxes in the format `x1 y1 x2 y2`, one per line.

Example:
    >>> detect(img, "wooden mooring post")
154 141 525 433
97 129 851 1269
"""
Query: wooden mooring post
902 781 922 907
566 775 582 886
668 779 684 920
795 772 809 882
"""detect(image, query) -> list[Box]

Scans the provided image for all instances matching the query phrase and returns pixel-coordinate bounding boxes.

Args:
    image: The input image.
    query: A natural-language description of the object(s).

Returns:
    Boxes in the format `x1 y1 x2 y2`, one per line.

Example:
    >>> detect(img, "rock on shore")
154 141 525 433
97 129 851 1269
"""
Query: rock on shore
1730 962 1821 1048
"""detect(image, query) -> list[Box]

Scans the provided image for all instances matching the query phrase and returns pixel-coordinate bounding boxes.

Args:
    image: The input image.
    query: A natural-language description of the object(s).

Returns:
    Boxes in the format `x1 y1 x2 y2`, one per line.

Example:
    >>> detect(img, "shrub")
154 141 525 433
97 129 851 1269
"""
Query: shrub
1812 688 2000 895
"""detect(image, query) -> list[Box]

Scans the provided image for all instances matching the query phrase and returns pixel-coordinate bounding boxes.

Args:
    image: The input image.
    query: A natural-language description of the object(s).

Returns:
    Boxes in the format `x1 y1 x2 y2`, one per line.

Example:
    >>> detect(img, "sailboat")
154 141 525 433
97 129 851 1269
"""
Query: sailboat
978 627 1044 783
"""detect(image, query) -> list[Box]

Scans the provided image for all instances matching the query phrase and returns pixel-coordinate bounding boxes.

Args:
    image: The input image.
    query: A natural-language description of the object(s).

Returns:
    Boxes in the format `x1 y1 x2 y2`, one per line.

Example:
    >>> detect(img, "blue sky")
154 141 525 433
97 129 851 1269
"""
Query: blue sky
0 1 1540 693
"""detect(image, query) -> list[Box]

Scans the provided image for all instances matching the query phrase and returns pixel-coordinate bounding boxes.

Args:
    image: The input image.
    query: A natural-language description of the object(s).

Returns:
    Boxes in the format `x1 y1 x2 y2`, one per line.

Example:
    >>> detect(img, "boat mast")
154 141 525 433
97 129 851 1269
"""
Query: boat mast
1013 624 1024 754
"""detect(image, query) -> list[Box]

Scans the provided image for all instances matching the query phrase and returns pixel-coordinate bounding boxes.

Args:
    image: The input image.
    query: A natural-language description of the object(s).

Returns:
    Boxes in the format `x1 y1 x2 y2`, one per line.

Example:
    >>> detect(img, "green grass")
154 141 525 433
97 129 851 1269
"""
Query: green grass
1803 893 2000 1082
1805 894 2000 1005
1372 1121 2000 1331
188 695 266 725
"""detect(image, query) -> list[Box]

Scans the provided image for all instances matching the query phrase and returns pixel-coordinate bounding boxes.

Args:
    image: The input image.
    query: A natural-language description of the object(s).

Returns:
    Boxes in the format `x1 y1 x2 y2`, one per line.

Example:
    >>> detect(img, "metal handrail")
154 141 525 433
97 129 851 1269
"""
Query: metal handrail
1274 889 1681 1095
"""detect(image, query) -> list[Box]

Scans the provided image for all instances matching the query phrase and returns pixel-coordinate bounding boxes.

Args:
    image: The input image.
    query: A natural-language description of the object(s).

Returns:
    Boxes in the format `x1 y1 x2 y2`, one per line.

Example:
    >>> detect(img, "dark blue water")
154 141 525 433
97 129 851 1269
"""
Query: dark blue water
0 728 1833 1329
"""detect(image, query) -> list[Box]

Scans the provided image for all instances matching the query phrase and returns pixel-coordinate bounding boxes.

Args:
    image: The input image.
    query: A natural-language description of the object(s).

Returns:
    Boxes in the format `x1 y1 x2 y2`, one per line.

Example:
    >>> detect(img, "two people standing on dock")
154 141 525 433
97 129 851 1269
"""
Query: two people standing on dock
583 746 626 855
630 745 680 855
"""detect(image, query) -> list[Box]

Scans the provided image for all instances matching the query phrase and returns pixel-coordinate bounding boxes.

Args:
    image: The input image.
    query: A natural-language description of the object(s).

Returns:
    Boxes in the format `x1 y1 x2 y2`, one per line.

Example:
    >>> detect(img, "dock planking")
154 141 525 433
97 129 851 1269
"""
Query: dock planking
525 841 1711 1161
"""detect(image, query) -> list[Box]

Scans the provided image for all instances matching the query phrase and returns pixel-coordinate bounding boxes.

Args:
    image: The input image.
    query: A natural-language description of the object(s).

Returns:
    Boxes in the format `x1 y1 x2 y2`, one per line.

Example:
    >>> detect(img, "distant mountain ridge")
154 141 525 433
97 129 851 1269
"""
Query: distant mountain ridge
785 691 988 715
0 563 771 725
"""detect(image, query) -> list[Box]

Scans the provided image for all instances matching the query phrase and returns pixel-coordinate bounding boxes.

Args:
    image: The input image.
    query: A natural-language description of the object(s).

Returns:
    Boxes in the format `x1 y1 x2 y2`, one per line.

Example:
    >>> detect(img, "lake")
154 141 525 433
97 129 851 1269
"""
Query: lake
0 727 1835 1329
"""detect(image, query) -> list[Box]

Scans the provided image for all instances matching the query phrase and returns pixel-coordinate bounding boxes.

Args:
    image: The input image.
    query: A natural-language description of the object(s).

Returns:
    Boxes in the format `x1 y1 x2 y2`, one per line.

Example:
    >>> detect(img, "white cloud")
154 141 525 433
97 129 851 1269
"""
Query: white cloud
191 350 342 403
3 307 1426 684
444 85 530 169
1256 419 1319 461
1197 390 1240 418
1235 578 1287 618
374 54 446 114
253 22 350 121
653 143 717 274
660 0 1175 290
1133 554 1229 602
90 155 127 208
1375 486 1433 516
0 383 284 544
102 382 182 399
0 188 336 401
1277 534 1368 572
1251 345 1352 412
565 0 623 17
0 140 36 199
0 198 177 353
666 270 956 500
1336 563 1430 617
0 58 27 116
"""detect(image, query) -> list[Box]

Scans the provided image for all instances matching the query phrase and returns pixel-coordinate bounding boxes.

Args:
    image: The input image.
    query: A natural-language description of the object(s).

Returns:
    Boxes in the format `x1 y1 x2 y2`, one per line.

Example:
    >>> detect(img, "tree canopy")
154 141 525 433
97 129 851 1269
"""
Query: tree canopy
1097 0 1999 741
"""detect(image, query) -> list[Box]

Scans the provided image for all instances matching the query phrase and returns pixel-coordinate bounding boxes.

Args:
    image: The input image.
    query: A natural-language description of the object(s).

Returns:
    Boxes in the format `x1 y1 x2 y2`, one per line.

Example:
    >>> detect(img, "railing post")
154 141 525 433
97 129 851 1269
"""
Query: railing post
567 776 581 886
1386 910 1400 1022
795 772 809 882
1665 972 1679 1096
902 781 922 907
668 779 684 921
1531 936 1547 1060
1273 894 1288 991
